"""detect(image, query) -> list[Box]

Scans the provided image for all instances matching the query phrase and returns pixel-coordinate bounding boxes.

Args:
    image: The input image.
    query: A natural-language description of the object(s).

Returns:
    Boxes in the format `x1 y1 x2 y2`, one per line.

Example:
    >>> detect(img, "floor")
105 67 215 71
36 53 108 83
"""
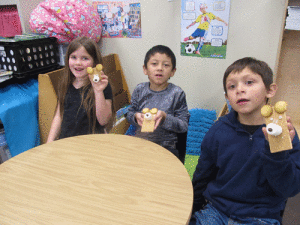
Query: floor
282 193 300 224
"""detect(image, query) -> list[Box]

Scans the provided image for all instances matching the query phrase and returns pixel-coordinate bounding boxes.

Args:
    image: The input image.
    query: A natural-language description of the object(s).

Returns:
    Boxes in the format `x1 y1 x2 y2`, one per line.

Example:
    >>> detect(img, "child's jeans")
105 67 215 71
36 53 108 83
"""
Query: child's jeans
189 203 281 225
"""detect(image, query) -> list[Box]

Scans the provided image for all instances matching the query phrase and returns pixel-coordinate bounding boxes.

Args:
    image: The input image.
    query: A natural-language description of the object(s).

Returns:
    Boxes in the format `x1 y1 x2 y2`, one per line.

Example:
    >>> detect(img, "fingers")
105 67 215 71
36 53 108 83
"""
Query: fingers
153 110 166 130
289 129 296 142
154 117 162 130
90 72 108 91
155 110 166 120
100 72 108 80
135 113 144 127
286 116 295 141
262 127 269 141
138 110 166 130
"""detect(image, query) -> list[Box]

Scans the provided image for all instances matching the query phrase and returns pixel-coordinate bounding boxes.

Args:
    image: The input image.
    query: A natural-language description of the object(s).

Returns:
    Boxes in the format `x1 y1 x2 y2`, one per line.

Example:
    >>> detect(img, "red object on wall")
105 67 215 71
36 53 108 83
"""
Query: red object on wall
0 6 23 37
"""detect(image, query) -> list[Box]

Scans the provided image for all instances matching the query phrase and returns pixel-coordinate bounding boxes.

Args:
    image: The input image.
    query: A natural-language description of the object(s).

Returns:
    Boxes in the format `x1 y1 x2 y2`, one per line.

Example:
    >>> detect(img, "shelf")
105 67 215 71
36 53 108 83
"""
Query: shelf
271 29 300 133
289 0 300 7
0 0 17 5
1 0 44 34
285 3 300 31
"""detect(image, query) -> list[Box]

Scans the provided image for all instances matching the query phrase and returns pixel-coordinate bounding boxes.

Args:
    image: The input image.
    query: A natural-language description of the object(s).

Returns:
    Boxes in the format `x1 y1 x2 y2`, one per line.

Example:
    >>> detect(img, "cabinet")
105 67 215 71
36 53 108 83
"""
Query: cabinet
0 0 43 34
275 1 300 224
272 0 300 133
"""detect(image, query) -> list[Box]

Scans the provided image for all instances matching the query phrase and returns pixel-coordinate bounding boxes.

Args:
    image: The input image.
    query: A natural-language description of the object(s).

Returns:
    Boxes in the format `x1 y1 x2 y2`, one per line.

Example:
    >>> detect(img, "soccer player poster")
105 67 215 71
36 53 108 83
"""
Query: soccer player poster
181 0 231 59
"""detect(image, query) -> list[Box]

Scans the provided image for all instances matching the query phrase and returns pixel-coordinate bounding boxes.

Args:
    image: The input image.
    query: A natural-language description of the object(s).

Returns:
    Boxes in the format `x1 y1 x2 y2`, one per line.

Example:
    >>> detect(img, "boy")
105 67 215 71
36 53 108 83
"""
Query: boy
190 57 300 225
126 45 190 161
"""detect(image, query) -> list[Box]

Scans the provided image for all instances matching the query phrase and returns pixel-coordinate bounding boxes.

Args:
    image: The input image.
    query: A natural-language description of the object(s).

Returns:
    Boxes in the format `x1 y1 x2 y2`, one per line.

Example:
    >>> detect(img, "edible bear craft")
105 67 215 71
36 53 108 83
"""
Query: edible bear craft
261 101 292 153
141 108 158 132
87 64 103 83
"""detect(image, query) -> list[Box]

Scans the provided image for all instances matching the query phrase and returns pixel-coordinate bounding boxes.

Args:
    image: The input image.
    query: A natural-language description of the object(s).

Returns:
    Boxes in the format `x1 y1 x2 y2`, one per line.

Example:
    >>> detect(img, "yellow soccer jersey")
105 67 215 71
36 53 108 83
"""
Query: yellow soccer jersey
196 12 216 30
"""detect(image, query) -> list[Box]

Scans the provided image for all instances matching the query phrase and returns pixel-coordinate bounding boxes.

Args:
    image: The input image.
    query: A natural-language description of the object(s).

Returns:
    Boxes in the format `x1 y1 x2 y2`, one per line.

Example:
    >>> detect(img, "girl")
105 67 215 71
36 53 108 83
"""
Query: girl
47 36 113 143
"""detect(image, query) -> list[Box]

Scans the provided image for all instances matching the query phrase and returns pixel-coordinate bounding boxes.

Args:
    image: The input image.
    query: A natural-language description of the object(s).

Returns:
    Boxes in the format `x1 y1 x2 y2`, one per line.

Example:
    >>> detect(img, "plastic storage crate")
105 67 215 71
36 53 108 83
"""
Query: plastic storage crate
0 37 60 78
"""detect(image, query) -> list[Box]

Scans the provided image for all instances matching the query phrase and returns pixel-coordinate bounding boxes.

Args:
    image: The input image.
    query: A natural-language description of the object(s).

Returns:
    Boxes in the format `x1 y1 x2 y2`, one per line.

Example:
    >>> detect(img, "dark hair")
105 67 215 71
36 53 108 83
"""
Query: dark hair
144 45 176 70
223 57 273 94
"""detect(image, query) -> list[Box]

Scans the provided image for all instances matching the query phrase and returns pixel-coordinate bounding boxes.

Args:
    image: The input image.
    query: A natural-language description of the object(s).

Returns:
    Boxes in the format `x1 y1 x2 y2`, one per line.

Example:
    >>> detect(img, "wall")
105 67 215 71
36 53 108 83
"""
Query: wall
12 0 287 114
87 0 287 114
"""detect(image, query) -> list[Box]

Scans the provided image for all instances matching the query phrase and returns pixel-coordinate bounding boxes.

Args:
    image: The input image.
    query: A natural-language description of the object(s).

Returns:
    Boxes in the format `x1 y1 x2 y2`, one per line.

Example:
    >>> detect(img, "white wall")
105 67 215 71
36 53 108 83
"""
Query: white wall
86 0 287 114
5 0 287 113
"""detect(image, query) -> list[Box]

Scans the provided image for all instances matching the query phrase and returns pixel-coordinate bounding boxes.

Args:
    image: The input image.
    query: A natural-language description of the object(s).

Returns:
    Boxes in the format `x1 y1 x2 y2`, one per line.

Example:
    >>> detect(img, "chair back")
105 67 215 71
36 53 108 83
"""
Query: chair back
38 68 64 144
177 132 187 164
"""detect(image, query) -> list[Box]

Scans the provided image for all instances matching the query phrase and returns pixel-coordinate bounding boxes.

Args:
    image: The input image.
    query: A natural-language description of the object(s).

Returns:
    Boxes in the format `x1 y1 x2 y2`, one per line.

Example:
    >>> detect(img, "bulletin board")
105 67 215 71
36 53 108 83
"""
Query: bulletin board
181 0 231 59
93 0 141 38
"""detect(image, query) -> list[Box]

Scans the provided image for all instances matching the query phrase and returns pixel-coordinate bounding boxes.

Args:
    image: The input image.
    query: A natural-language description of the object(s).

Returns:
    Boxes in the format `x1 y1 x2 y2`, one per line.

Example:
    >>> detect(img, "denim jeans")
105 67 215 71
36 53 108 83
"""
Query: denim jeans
189 203 281 225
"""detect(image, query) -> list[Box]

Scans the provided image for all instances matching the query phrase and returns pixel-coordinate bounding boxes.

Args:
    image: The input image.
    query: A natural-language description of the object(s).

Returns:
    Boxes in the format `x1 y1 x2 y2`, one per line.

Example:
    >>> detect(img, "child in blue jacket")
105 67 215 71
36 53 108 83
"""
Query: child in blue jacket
190 57 300 225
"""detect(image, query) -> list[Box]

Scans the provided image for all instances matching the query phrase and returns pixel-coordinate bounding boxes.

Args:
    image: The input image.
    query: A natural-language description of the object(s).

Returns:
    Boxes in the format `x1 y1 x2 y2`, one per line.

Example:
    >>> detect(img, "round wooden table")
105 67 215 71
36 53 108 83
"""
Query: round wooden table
0 134 193 224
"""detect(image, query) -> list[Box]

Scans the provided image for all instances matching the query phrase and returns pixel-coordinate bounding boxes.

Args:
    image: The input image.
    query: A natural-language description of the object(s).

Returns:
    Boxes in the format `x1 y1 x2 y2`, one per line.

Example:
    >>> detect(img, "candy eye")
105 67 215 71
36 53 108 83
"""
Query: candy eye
93 74 100 82
144 112 152 120
266 123 282 136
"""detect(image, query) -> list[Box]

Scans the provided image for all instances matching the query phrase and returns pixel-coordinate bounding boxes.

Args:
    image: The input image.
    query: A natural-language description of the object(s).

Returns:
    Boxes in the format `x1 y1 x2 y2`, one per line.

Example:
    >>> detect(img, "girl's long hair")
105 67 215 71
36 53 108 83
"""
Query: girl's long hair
58 36 106 133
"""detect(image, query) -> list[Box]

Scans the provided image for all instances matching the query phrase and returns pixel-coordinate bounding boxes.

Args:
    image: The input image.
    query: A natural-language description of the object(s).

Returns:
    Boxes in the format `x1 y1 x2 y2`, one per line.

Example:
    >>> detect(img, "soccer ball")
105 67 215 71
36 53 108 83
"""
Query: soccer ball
185 44 195 54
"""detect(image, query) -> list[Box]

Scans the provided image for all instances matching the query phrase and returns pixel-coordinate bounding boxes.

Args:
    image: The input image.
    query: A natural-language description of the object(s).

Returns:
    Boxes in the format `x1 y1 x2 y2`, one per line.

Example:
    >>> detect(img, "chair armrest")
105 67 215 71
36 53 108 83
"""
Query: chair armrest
109 118 130 134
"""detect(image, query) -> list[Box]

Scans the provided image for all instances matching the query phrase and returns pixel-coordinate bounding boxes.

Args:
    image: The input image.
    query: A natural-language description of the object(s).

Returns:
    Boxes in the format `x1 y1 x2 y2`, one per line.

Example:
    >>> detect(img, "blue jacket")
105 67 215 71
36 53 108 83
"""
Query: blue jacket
192 110 300 222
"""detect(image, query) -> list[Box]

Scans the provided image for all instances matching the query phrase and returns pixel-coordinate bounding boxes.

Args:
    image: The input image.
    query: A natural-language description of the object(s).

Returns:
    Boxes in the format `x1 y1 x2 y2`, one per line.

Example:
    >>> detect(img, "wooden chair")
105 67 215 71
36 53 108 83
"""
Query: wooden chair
38 54 131 144
218 102 229 118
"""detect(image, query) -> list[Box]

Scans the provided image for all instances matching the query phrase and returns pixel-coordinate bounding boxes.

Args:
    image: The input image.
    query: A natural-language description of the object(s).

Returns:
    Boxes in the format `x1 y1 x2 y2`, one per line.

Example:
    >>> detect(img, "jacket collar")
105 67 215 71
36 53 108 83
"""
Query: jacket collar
219 109 265 133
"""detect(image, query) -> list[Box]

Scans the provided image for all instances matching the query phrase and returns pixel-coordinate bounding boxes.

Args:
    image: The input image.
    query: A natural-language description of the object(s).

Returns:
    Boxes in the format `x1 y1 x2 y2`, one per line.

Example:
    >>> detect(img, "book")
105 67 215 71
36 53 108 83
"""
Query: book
0 70 13 83
285 6 300 30
0 70 13 76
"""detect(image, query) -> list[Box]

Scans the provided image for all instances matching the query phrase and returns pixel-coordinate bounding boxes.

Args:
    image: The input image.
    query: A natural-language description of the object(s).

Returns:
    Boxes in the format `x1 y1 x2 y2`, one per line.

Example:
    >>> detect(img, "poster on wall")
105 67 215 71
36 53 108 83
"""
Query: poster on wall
181 0 231 59
92 0 141 38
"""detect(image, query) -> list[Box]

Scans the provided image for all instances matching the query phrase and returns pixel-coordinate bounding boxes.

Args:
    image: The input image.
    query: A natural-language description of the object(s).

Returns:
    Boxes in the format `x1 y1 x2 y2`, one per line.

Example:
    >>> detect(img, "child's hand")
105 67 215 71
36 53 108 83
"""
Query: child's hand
286 116 296 141
135 112 144 127
262 116 296 142
153 110 166 130
90 72 109 92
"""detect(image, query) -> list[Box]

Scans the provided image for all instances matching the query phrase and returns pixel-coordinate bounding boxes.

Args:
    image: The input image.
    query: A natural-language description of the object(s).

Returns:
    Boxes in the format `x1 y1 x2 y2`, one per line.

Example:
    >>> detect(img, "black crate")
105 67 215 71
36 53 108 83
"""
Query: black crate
0 37 60 78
